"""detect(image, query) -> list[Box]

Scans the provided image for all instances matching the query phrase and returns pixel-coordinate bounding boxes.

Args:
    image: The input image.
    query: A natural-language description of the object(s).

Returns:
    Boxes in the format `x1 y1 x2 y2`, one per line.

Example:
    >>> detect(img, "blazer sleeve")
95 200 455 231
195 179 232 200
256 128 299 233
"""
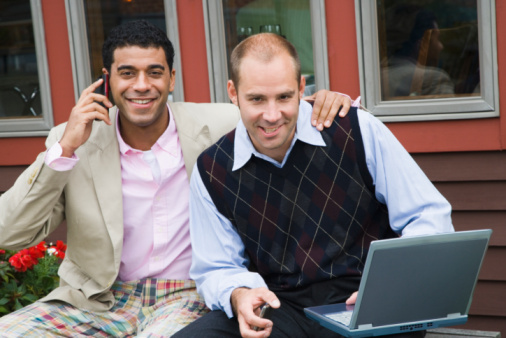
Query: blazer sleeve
0 125 69 250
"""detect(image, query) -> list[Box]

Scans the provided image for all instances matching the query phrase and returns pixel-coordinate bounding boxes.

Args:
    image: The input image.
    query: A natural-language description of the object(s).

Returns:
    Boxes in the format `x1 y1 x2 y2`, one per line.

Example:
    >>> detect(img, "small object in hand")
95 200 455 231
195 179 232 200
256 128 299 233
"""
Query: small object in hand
253 303 272 331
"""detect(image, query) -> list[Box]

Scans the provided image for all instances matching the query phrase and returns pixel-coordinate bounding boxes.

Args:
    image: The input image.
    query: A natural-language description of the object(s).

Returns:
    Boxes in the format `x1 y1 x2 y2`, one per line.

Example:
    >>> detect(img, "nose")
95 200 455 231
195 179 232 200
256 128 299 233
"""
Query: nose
263 101 281 123
132 73 150 92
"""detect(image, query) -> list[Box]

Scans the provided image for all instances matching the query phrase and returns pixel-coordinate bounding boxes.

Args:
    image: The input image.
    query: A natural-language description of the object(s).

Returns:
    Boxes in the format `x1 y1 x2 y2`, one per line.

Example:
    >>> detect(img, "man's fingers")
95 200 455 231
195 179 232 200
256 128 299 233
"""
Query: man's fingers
239 313 272 338
346 291 358 305
312 92 354 129
310 91 327 130
74 101 112 125
89 102 112 125
77 78 104 105
338 95 352 118
77 78 113 108
302 93 317 102
233 287 279 337
91 92 113 109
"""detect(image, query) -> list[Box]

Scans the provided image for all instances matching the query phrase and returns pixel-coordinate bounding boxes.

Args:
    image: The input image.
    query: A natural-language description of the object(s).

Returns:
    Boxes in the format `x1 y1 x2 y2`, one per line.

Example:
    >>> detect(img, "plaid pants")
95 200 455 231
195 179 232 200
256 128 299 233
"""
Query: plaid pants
0 278 208 337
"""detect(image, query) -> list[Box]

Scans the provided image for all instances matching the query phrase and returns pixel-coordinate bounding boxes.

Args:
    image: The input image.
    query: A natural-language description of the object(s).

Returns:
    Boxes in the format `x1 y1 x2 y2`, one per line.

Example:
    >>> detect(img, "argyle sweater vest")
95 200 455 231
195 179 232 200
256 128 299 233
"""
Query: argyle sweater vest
197 108 396 290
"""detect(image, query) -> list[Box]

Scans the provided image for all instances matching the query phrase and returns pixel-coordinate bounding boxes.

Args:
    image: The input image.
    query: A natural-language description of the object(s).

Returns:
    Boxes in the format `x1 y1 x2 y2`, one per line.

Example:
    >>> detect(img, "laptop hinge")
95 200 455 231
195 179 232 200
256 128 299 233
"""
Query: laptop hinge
447 313 462 319
358 324 373 330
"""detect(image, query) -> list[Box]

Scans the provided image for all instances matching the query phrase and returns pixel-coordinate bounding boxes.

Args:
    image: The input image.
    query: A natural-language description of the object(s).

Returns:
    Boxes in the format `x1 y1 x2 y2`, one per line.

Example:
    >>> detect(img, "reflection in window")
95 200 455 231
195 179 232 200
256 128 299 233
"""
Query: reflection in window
222 0 315 95
83 0 166 80
0 0 42 119
378 0 479 100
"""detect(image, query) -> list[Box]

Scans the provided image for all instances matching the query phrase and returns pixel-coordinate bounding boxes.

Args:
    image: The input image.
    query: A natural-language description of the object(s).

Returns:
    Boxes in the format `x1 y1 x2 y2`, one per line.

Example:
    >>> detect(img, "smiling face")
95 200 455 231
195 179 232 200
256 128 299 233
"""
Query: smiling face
227 52 305 162
107 46 175 147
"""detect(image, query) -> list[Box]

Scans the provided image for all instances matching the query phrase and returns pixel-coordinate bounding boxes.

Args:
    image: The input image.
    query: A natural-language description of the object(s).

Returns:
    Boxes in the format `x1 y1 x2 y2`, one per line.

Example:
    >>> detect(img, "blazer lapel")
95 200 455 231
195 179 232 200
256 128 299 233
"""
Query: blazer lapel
85 108 124 265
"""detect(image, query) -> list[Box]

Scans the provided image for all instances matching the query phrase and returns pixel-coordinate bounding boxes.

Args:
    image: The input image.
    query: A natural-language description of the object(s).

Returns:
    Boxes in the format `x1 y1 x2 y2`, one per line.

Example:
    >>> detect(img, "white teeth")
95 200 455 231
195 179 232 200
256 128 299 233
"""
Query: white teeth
131 99 151 104
264 127 279 133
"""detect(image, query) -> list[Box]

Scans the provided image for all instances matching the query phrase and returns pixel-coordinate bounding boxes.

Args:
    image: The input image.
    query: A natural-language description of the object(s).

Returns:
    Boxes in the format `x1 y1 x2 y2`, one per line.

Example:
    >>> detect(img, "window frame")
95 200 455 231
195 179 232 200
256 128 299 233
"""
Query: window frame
355 0 499 122
0 0 54 138
203 0 329 103
65 0 185 104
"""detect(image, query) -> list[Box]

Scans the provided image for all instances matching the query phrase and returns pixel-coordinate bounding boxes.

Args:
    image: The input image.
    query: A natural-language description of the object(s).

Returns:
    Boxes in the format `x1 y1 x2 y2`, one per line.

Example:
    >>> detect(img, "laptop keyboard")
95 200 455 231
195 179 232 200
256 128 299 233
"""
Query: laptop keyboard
325 310 353 326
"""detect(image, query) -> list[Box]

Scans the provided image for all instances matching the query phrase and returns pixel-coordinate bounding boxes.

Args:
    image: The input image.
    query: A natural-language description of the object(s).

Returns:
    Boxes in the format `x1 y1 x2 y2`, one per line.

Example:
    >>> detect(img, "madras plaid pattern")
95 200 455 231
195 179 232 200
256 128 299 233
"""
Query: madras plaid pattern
0 278 208 337
198 108 396 290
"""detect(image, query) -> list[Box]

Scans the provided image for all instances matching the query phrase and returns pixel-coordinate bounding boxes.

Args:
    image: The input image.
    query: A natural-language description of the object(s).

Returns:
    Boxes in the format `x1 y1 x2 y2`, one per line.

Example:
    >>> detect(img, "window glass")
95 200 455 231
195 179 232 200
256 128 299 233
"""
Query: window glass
222 0 315 95
378 0 479 101
83 0 166 81
0 0 42 119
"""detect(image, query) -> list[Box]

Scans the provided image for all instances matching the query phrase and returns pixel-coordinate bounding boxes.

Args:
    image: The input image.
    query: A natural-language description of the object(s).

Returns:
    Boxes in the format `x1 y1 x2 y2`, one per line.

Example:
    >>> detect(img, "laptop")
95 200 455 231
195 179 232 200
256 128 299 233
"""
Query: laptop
304 229 492 337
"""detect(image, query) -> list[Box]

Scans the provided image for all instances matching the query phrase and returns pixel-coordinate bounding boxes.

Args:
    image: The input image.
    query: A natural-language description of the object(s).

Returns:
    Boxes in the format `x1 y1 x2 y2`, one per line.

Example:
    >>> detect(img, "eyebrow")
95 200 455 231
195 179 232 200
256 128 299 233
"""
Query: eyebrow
244 90 296 99
245 93 267 100
116 64 166 72
278 90 296 97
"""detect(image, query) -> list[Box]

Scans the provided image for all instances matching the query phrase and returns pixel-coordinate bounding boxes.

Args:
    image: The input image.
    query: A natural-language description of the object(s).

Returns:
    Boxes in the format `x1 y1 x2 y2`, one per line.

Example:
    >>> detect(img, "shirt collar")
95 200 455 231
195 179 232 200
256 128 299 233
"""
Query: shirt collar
233 100 325 171
117 103 177 155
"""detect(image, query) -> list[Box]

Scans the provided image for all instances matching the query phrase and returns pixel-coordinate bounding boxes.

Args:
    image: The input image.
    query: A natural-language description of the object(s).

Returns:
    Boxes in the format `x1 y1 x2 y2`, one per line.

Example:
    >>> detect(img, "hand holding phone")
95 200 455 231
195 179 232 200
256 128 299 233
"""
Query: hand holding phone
253 303 272 331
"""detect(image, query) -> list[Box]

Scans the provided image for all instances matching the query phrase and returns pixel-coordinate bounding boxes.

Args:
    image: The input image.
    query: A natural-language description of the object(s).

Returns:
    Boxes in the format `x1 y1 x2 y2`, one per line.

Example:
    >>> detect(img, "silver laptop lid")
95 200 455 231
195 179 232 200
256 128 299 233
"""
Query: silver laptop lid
350 230 491 329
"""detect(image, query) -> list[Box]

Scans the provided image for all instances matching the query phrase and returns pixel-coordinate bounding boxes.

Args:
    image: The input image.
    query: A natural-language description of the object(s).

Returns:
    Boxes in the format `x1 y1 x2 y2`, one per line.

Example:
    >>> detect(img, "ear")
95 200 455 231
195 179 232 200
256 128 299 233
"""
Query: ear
299 75 306 99
102 67 109 75
169 69 176 92
227 80 239 106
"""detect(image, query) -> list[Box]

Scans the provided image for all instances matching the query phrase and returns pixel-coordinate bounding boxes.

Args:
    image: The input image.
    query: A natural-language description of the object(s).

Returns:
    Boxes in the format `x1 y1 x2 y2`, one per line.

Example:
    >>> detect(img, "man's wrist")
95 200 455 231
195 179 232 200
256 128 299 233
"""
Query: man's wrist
231 287 249 316
59 140 77 158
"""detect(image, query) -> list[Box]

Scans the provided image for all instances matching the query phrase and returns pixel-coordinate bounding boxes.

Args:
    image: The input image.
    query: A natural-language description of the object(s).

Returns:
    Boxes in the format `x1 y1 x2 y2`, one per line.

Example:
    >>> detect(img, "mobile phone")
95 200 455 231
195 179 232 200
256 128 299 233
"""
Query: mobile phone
93 74 109 108
253 303 272 331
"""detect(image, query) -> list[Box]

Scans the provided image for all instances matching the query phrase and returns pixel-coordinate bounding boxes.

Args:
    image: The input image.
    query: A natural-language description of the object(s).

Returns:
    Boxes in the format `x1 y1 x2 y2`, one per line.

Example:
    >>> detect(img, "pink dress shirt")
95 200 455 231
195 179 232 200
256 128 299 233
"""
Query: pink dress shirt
45 105 192 281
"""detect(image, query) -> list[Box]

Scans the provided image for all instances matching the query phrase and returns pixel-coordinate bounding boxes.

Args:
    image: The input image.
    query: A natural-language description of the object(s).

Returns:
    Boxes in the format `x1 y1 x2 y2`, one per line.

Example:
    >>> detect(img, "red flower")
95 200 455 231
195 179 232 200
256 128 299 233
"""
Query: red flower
55 240 67 253
29 246 45 260
49 240 67 259
9 249 39 272
0 249 5 255
34 241 47 253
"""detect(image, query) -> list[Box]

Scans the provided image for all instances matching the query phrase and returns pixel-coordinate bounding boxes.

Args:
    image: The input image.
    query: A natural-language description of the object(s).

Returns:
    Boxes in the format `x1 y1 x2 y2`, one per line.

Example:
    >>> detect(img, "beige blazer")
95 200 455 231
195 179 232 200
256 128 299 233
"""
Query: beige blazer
0 101 239 311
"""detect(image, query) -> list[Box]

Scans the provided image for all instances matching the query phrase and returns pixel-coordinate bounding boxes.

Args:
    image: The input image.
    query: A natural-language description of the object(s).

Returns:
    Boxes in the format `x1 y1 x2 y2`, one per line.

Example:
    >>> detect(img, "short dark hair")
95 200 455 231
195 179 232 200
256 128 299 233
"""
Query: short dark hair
102 20 175 73
230 33 301 88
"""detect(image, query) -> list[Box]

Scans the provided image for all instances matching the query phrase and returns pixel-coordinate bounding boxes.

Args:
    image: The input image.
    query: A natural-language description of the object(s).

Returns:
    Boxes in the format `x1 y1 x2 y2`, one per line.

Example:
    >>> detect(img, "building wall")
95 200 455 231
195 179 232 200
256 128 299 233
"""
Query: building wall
413 152 506 334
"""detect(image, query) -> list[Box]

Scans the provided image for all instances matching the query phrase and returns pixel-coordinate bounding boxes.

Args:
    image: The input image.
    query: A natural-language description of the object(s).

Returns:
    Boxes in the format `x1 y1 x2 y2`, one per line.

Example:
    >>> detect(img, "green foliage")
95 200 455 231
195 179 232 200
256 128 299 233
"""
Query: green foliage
0 242 65 317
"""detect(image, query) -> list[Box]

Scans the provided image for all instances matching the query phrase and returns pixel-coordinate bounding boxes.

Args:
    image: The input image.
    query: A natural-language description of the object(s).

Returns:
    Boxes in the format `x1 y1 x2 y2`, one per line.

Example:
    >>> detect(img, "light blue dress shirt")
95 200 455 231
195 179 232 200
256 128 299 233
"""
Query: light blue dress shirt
189 101 454 318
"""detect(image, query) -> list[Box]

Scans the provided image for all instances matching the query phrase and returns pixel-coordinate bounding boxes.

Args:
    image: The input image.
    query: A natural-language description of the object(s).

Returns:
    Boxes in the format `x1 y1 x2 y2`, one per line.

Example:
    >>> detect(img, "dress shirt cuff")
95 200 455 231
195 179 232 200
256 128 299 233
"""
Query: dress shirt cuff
219 271 268 318
44 142 79 171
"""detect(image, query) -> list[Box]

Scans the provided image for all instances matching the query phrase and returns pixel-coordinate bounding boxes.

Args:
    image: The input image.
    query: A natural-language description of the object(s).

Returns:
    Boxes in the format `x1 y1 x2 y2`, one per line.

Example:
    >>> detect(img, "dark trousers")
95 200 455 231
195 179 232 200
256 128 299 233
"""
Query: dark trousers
173 307 426 338
173 277 426 337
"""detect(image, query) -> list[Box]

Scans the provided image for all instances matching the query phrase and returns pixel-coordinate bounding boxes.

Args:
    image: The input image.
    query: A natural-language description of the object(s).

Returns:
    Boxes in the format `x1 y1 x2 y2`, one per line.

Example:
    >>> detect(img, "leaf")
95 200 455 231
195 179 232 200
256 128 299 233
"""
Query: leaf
14 299 23 311
18 283 26 295
0 298 8 306
22 293 38 302
40 276 56 291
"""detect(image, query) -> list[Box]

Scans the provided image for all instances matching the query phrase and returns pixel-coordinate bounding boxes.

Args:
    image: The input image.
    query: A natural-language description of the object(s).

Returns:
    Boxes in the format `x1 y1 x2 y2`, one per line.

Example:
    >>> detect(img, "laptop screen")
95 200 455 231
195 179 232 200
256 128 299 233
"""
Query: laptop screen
353 232 490 328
